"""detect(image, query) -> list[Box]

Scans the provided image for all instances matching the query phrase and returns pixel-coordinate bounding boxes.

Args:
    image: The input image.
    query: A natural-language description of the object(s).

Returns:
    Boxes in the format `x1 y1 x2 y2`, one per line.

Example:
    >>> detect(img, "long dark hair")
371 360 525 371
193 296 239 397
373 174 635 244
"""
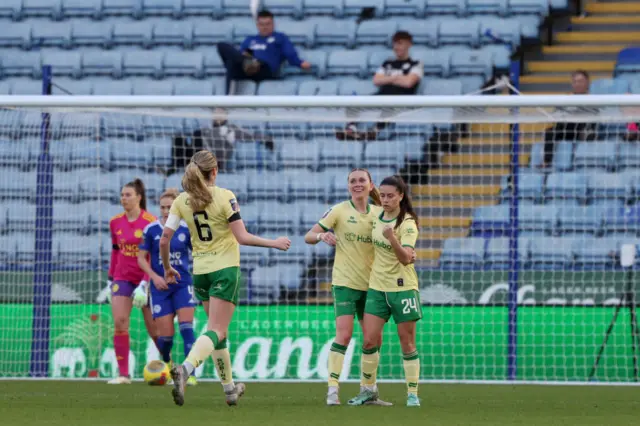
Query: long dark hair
349 168 381 206
380 175 418 230
124 178 147 211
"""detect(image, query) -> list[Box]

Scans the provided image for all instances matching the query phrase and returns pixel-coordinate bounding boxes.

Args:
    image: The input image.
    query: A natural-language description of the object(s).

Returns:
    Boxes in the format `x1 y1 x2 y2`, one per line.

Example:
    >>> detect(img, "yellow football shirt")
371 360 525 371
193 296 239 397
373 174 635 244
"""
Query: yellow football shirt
169 186 240 275
318 200 381 291
369 212 419 292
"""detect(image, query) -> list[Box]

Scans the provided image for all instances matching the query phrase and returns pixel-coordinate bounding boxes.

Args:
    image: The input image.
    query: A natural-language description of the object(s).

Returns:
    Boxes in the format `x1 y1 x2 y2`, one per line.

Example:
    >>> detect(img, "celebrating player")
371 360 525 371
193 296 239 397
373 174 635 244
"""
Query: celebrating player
348 175 422 407
108 179 157 385
160 150 291 406
137 188 198 386
304 168 392 406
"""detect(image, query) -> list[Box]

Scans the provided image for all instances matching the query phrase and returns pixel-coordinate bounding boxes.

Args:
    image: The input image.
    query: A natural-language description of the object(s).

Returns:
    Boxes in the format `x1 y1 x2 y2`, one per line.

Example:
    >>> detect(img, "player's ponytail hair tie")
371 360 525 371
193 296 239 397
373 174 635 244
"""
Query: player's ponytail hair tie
182 150 218 212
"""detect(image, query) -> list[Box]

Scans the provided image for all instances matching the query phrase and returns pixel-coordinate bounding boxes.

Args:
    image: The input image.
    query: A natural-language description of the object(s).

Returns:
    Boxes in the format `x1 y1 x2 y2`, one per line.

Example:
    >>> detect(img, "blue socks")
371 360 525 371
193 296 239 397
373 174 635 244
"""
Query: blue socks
179 322 196 367
156 335 173 363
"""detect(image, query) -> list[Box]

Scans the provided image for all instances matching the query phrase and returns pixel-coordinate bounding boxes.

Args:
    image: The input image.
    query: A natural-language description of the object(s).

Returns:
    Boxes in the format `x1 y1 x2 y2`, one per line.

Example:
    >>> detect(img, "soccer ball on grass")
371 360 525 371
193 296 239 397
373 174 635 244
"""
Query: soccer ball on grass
143 360 170 386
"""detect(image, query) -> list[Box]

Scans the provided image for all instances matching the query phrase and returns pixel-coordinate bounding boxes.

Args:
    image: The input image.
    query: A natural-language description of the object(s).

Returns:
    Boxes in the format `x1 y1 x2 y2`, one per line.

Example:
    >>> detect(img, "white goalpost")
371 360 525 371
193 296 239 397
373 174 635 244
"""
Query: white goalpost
2 94 640 384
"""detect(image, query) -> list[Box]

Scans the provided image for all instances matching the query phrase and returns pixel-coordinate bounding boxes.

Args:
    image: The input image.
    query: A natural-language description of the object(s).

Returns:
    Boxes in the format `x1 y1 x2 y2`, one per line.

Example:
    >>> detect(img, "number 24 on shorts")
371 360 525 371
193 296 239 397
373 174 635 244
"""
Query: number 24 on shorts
401 297 418 314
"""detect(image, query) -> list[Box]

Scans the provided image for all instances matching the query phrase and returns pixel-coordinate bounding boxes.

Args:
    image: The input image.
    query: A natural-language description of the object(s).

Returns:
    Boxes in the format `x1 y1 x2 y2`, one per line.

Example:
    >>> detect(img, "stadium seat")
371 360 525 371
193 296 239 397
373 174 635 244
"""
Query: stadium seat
278 140 319 170
367 50 392 74
257 202 297 234
604 204 640 236
141 0 184 18
589 78 629 95
545 172 588 204
481 44 511 71
278 263 305 290
500 170 545 202
529 141 573 171
588 172 632 202
485 237 531 269
131 80 174 95
425 0 466 15
356 20 398 46
173 79 215 95
9 79 42 96
287 170 329 202
397 20 439 48
54 76 91 95
31 22 72 49
573 141 619 171
163 51 204 78
0 0 23 20
122 51 164 78
232 80 257 96
55 111 100 139
450 50 493 80
68 138 109 170
41 51 82 78
81 50 123 79
112 21 153 48
337 78 377 95
328 50 368 79
7 203 37 233
573 237 620 269
298 201 332 231
0 169 37 202
297 80 338 96
152 20 194 48
71 21 113 48
0 140 31 169
467 0 508 16
248 266 281 302
616 48 640 77
61 0 102 18
422 78 463 95
257 81 299 96
262 0 304 19
108 140 154 170
282 48 327 78
183 0 223 18
439 19 481 47
518 205 558 235
213 173 249 203
412 49 451 77
558 204 609 236
363 141 404 169
507 0 548 17
246 171 288 203
18 111 51 137
440 237 486 268
0 52 41 79
193 20 233 45
201 50 225 76
22 0 64 19
317 138 363 171
232 18 256 44
54 232 97 268
233 142 266 171
0 81 11 95
314 18 356 48
102 0 143 19
530 237 575 268
385 0 426 17
0 23 33 50
277 18 316 48
142 113 186 136
54 168 98 202
617 142 640 170
53 202 92 234
344 0 384 17
303 0 344 17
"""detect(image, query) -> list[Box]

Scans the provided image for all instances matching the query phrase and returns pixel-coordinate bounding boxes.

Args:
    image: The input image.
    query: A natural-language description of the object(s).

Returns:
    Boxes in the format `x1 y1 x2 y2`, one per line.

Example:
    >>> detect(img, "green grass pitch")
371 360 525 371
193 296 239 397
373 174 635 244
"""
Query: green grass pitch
2 381 640 426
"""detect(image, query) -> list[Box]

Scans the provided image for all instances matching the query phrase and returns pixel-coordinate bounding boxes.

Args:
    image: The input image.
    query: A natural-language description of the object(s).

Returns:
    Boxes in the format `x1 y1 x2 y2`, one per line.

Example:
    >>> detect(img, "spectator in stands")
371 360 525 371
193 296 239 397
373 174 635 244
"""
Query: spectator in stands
540 70 596 168
217 10 312 95
167 109 274 175
336 31 423 141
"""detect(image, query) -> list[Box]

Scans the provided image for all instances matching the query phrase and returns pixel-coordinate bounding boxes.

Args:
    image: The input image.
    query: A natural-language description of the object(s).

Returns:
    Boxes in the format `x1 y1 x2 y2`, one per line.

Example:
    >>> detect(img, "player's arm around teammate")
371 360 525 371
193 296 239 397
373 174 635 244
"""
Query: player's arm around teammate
348 176 422 408
160 150 290 407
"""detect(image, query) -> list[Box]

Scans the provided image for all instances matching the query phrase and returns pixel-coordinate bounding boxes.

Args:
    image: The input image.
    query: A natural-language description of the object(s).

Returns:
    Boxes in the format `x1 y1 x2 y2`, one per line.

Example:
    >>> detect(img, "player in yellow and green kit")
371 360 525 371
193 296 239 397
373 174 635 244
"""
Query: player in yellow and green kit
347 175 422 408
160 150 291 407
305 168 393 406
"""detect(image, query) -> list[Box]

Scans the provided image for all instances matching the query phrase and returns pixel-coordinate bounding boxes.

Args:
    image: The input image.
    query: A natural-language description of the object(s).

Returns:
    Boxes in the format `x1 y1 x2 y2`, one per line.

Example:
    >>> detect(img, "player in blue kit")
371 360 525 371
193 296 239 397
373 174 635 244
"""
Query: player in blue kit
138 188 198 386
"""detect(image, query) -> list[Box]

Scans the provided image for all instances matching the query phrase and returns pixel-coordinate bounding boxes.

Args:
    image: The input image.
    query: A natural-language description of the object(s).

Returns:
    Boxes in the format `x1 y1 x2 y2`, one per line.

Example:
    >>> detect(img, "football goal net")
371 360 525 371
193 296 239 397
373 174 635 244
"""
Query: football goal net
2 93 640 384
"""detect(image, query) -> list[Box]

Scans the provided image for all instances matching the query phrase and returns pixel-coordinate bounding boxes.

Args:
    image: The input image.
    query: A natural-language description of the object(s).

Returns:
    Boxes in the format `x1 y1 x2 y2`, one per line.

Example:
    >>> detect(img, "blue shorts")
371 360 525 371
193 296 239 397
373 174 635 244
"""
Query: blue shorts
149 284 197 319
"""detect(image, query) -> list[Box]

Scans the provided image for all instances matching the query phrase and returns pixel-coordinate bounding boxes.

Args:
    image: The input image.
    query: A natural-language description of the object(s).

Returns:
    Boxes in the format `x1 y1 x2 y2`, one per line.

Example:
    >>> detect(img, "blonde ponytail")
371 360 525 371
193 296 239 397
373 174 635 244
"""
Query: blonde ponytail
182 150 218 212
369 185 381 206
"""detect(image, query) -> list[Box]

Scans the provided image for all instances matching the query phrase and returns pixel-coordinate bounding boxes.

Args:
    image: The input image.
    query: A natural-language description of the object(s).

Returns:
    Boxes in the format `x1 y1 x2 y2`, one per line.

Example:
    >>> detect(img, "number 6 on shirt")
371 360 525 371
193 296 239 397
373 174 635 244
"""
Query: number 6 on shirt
193 212 213 241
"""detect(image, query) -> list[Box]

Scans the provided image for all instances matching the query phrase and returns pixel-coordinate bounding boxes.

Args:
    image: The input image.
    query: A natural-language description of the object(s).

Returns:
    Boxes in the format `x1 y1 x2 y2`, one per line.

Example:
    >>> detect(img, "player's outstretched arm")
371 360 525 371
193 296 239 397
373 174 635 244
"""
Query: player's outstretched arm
304 223 337 246
229 219 291 251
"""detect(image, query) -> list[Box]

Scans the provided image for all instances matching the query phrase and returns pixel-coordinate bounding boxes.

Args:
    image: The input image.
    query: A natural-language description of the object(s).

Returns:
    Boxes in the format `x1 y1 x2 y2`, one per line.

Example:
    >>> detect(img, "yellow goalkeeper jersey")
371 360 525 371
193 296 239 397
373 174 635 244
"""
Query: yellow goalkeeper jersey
318 200 382 291
169 186 240 275
369 212 419 292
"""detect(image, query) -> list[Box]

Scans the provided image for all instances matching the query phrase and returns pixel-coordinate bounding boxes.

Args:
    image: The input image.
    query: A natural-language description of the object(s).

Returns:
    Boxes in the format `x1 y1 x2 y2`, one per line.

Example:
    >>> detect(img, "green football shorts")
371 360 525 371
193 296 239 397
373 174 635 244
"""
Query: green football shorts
193 266 241 305
332 285 368 320
364 288 423 323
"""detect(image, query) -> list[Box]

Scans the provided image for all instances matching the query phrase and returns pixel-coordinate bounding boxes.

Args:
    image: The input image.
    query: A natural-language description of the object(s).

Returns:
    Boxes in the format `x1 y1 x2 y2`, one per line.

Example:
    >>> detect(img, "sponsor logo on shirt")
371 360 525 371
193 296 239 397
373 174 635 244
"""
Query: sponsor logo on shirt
134 229 143 238
347 216 357 224
345 233 372 244
250 42 268 50
178 233 186 242
230 198 239 212
116 230 123 235
373 239 392 251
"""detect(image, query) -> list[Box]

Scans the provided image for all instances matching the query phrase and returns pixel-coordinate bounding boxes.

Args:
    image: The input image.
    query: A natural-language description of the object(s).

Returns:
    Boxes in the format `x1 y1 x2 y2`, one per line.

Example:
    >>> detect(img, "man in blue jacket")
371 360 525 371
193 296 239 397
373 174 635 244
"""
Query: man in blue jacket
217 10 312 94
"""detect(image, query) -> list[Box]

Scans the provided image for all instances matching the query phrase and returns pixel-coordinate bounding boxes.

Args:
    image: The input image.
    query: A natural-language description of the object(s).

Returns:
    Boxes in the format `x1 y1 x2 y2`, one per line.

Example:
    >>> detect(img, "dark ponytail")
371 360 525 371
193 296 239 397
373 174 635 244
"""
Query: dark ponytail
125 178 147 211
380 175 418 230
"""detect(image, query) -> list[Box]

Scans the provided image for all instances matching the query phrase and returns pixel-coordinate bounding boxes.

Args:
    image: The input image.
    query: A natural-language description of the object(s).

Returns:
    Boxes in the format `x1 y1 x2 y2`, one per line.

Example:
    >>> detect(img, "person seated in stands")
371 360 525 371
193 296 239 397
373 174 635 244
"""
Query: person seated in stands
336 31 423 141
216 9 311 95
540 70 596 169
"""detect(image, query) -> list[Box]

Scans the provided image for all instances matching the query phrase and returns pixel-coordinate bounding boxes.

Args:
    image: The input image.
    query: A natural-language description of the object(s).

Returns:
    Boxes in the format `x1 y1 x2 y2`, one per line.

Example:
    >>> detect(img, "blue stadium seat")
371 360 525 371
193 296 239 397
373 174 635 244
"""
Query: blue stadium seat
193 20 233 45
0 52 41 78
440 237 486 268
413 49 451 77
55 112 100 139
558 204 609 236
573 237 620 269
279 263 305 290
338 79 377 95
328 50 368 78
183 0 223 18
439 19 480 47
573 141 619 171
257 202 297 234
529 141 573 171
518 205 558 235
122 51 164 78
0 140 30 169
101 110 144 140
10 80 42 96
142 0 183 18
297 80 338 95
262 0 304 19
425 0 466 15
500 170 545 202
142 113 185 136
397 20 439 48
248 266 281 302
467 0 508 16
103 0 143 19
232 80 257 95
41 51 82 78
367 166 397 184
507 0 548 17
616 48 640 77
530 237 575 268
112 20 153 48
18 111 50 137
214 172 249 203
363 141 404 169
173 79 215 95
78 172 122 204
61 0 102 19
0 0 23 20
303 0 344 17
618 143 640 171
132 79 174 95
202 50 225 76
282 49 327 78
344 0 384 16
367 50 393 74
272 18 315 48
234 142 266 171
7 203 37 233
0 169 36 202
0 81 11 95
68 138 109 170
0 23 33 49
257 80 299 96
314 18 356 47
287 170 328 202
152 20 194 48
71 21 113 48
590 78 629 95
22 0 63 19
385 0 426 17
246 171 288 202
422 78 462 95
298 201 332 231
356 20 398 46
485 237 530 268
317 138 363 170
54 168 98 202
108 140 154 169
450 50 493 80
232 18 256 44
56 232 99 268
31 22 72 49
278 140 319 171
81 50 122 78
481 44 511 70
163 51 204 78
604 204 640 236
587 172 632 203
53 202 92 234
545 172 588 204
